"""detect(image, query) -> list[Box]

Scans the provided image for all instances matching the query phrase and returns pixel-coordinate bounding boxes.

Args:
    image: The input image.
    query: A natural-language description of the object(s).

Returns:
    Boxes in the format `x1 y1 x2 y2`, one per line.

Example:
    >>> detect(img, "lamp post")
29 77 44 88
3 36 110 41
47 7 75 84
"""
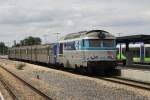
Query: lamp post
53 33 61 43
53 33 61 64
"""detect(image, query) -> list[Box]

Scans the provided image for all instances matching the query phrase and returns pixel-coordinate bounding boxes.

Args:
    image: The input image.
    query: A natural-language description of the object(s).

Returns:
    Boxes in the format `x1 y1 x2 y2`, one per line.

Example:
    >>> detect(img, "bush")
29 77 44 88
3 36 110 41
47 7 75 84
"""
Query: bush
16 63 26 70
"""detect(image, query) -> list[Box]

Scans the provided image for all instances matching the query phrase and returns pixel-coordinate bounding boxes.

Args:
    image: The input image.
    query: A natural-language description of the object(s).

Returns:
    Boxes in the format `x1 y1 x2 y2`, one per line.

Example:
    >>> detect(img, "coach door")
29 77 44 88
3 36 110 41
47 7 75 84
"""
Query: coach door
53 44 58 64
58 43 63 65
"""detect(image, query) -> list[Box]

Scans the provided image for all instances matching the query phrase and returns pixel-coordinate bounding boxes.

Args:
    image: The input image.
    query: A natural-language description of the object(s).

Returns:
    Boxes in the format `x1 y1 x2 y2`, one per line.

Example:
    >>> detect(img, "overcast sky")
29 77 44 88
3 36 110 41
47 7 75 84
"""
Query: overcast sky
0 0 150 46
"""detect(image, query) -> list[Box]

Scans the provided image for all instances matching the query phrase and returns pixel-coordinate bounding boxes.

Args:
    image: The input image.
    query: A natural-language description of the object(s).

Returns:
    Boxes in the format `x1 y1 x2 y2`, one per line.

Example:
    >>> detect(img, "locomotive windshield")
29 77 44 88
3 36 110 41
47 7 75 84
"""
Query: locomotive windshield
103 40 115 47
89 39 102 47
88 39 115 48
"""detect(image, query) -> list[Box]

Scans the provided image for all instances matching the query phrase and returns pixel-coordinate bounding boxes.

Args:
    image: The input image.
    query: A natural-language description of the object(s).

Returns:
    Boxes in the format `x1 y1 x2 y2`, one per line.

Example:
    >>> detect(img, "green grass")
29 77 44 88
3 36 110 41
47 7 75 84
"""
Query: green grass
16 63 26 70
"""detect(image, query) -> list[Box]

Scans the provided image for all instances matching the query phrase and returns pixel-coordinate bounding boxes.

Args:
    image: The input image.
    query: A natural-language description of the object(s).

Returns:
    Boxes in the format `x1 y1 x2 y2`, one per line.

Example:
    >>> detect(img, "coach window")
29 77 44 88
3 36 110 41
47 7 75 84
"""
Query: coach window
59 43 63 54
42 49 44 54
64 42 76 50
26 49 27 54
37 49 39 54
40 48 43 54
40 49 42 54
45 49 47 54
28 49 30 55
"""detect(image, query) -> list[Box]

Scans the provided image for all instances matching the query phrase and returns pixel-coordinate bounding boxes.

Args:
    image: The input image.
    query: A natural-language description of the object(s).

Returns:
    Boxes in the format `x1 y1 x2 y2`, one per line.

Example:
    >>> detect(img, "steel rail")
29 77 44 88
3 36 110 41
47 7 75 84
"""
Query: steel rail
0 78 19 100
97 76 150 91
1 58 150 91
0 66 52 100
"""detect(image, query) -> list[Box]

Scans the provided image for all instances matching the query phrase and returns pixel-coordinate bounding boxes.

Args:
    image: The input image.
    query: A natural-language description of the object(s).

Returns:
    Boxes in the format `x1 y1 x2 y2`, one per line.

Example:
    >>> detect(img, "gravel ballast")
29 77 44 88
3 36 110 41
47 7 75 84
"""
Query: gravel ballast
0 81 13 100
0 59 150 100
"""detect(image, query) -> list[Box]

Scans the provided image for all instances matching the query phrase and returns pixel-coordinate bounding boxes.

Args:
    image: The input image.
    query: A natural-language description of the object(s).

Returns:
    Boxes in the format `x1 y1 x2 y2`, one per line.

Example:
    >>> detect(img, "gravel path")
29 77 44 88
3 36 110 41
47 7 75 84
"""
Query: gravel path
0 59 150 100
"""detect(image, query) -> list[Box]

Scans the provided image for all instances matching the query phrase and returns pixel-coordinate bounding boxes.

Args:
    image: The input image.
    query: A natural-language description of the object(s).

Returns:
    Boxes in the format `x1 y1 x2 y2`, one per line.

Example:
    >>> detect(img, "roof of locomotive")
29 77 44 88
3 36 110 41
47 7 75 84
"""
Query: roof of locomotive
60 30 115 41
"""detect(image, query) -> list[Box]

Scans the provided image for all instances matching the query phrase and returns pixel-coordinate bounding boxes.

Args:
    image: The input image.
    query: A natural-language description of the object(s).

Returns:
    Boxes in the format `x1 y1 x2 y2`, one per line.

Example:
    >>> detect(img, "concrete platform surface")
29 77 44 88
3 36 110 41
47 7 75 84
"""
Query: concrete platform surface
117 66 150 83
118 64 150 70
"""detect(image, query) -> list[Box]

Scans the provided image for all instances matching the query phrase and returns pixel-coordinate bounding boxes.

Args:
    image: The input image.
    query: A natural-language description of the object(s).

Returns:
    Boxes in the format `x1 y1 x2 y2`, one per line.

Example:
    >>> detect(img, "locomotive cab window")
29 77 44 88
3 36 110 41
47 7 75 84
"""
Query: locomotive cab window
103 40 115 48
82 40 85 47
88 39 102 47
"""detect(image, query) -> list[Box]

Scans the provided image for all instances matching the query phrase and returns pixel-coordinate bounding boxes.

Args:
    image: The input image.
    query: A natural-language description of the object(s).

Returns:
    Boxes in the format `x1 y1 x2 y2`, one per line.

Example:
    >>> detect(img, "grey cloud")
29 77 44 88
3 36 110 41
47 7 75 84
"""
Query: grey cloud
0 0 150 45
102 15 150 27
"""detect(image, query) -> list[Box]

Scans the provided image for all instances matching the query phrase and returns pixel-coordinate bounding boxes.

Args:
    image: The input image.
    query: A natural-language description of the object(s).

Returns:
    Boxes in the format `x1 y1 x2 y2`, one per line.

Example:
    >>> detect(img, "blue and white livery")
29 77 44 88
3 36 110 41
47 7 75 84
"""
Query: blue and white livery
57 30 117 73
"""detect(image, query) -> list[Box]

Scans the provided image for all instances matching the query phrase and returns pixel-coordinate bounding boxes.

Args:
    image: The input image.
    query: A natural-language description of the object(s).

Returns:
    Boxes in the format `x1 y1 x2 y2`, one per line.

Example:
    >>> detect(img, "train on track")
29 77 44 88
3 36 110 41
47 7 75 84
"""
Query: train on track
8 30 117 73
117 44 150 64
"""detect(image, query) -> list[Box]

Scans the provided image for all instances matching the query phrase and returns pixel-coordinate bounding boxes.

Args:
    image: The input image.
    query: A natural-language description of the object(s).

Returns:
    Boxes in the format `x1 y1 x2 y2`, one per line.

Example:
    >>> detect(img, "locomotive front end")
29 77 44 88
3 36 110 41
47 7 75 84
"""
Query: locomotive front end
81 30 117 72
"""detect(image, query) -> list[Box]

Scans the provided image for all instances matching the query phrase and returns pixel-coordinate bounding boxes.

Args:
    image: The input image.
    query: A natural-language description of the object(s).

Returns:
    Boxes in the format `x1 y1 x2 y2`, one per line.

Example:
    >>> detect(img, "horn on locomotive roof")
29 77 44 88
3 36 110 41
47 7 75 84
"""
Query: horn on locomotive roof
86 30 107 38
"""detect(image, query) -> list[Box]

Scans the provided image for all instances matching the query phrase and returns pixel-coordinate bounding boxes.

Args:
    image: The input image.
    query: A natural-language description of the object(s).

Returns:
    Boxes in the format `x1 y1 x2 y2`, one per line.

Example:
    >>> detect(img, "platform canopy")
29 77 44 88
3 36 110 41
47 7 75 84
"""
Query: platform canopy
116 34 150 44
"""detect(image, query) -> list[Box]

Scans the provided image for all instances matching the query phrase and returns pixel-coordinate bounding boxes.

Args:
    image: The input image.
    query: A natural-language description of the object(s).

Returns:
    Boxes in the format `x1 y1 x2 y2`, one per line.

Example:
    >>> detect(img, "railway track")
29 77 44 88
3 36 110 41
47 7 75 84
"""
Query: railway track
0 66 52 100
97 76 150 91
0 78 18 100
60 66 150 91
1 58 150 93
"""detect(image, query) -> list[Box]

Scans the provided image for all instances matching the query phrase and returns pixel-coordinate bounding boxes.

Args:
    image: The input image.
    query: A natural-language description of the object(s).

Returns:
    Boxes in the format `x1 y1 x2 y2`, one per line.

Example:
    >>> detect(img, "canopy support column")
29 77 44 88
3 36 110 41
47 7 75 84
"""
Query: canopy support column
140 43 145 63
125 43 133 66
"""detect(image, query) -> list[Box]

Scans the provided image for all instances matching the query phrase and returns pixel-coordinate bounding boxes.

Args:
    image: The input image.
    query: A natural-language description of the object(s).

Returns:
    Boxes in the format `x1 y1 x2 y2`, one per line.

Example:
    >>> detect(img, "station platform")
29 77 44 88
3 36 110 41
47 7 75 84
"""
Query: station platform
0 55 8 59
117 64 150 71
117 65 150 84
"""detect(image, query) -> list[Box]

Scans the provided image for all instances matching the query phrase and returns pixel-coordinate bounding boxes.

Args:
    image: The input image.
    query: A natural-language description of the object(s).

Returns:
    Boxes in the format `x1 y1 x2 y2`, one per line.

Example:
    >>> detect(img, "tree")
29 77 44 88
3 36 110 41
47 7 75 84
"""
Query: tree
0 42 8 55
17 36 41 46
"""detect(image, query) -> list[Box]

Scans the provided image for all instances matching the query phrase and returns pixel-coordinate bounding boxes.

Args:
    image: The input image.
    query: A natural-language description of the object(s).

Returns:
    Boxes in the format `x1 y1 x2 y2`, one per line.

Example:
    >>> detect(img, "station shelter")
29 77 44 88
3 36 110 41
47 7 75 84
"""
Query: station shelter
116 35 150 66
